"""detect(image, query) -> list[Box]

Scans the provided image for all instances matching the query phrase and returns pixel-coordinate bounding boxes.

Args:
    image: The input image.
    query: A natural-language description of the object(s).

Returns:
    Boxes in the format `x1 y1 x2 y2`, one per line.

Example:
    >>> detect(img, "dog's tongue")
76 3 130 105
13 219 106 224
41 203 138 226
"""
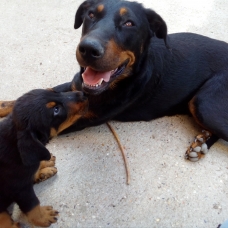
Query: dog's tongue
82 67 112 85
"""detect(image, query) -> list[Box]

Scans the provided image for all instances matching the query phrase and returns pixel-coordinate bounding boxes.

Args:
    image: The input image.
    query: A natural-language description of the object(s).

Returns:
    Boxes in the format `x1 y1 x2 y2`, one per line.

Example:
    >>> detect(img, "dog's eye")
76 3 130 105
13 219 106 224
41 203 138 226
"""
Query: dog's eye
124 21 134 27
88 12 95 19
53 106 60 116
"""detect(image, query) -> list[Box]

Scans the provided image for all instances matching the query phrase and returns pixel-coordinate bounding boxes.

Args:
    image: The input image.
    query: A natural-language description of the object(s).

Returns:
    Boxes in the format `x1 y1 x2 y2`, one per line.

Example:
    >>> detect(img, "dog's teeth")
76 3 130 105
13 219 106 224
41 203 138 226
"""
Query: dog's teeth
84 81 102 88
98 78 103 85
111 69 117 75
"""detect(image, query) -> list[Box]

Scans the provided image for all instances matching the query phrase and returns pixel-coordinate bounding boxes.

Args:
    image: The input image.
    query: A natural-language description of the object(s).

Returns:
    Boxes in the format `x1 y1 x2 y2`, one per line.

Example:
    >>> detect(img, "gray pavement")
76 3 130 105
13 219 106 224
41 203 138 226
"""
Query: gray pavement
0 0 228 227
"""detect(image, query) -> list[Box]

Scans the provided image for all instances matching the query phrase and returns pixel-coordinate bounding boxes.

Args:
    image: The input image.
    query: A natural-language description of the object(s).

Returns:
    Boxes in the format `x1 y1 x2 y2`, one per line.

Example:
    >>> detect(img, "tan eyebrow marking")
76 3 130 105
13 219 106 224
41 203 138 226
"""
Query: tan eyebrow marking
120 7 128 16
97 4 104 12
46 102 56 108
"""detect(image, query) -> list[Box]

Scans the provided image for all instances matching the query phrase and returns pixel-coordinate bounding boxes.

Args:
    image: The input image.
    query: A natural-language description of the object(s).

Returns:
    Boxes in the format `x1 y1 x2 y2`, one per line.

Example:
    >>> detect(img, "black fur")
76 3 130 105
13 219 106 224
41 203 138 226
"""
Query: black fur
54 0 228 149
0 89 87 214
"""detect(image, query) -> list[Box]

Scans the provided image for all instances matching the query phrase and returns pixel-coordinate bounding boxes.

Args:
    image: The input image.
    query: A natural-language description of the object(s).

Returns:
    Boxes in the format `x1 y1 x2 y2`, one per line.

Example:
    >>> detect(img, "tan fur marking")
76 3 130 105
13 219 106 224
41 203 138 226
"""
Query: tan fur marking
0 212 20 228
0 101 15 117
56 101 88 134
50 128 58 138
26 205 58 227
97 4 104 12
120 7 127 16
71 83 77 91
46 102 56 109
189 97 207 129
104 39 135 69
57 114 81 134
84 111 97 119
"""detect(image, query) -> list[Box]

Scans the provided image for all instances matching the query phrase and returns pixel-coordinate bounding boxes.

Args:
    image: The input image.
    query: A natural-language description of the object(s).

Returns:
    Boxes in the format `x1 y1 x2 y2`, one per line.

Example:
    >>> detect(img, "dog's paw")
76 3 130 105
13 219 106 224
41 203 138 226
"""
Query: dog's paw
185 130 211 162
34 154 57 183
27 205 58 227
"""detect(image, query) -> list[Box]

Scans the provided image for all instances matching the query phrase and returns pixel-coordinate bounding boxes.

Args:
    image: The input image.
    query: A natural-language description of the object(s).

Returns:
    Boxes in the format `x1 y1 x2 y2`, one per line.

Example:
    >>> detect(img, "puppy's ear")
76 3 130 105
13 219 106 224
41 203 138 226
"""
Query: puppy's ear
145 9 170 48
17 130 51 166
74 1 89 29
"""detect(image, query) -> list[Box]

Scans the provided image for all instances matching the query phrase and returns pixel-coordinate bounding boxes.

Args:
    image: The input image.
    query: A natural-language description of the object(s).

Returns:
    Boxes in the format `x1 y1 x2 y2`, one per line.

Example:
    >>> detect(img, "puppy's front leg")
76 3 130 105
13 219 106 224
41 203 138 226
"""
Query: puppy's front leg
26 205 58 227
0 212 20 228
34 154 57 183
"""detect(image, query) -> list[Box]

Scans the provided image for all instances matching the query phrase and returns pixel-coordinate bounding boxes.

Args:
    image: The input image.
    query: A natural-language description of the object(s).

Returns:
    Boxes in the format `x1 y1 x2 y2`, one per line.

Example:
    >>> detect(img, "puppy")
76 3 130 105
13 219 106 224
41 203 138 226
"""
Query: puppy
0 89 88 228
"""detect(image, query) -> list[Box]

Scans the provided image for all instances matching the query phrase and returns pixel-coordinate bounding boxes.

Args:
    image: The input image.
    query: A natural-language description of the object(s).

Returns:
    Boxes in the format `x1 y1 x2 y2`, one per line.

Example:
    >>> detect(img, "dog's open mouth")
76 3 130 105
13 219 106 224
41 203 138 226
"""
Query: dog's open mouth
81 60 129 95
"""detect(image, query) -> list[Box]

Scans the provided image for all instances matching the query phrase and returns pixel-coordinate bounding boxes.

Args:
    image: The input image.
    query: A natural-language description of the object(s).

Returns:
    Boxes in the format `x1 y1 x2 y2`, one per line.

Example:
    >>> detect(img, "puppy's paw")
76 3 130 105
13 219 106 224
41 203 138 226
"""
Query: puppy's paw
1 222 21 228
185 130 211 162
34 167 57 183
34 154 57 183
40 154 56 169
11 222 21 228
0 212 21 228
27 205 58 227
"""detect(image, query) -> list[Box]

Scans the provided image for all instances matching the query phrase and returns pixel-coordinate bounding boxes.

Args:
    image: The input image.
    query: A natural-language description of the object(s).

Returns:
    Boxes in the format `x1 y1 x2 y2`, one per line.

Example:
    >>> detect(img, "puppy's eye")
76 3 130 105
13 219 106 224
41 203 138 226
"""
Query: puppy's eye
53 106 60 116
124 21 134 27
89 12 95 19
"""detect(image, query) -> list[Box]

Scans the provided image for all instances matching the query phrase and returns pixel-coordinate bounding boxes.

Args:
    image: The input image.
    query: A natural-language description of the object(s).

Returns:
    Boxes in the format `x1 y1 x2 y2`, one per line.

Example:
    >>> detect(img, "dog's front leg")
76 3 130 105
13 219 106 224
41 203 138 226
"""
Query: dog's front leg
0 212 20 228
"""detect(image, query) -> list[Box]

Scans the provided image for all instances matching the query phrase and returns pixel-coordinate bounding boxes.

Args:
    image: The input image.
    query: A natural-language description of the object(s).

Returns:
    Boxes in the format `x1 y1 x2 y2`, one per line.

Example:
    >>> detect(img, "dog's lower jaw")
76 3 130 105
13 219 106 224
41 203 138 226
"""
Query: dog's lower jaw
81 60 129 95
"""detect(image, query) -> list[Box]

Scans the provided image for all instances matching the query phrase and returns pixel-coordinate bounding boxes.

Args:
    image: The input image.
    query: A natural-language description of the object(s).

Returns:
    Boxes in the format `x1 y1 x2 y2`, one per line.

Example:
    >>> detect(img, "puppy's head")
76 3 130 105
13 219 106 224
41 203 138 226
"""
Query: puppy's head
12 89 88 166
74 0 168 95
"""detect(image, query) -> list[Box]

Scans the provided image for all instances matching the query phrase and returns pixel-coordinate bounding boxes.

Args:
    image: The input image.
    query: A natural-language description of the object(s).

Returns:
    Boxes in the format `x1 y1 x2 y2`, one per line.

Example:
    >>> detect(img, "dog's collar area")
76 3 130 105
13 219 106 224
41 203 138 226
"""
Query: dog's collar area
81 60 128 94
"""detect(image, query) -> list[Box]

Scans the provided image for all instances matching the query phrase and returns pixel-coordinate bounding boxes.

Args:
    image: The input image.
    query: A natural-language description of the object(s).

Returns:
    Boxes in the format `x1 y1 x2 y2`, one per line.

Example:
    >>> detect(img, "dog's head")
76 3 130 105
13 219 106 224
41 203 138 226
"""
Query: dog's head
74 0 168 95
12 89 88 166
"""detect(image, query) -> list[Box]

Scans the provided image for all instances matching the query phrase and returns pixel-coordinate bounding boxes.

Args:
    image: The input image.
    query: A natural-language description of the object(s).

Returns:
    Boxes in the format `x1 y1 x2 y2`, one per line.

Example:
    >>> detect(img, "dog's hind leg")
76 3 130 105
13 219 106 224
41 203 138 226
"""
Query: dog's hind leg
34 154 57 183
0 212 20 228
186 70 228 161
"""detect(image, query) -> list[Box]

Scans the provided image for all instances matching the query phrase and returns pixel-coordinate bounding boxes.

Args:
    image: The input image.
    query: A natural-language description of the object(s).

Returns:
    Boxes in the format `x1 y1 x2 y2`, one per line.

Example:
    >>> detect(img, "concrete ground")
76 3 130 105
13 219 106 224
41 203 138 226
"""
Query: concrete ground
0 0 228 227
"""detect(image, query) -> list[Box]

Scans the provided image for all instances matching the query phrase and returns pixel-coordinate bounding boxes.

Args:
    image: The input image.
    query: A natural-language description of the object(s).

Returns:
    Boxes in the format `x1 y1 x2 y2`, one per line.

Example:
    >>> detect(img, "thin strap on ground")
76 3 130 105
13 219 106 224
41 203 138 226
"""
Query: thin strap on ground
106 122 130 185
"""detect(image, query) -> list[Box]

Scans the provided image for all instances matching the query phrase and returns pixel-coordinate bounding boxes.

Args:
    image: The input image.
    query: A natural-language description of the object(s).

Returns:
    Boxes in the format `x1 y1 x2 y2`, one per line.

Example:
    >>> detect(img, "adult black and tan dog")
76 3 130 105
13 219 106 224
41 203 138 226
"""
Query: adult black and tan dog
1 0 228 161
0 89 88 228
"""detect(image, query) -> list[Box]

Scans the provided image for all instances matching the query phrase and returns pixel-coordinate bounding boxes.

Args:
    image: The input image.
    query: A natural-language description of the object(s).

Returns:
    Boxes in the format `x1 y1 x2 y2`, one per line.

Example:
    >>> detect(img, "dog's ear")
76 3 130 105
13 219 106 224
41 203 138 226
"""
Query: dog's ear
145 9 170 48
17 129 51 166
74 1 89 29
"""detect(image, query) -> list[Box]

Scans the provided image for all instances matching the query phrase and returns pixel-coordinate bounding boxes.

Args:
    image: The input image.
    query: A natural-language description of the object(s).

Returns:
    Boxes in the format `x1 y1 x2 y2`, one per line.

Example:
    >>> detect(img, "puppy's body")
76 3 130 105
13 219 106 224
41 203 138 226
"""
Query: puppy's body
0 115 43 214
0 89 88 227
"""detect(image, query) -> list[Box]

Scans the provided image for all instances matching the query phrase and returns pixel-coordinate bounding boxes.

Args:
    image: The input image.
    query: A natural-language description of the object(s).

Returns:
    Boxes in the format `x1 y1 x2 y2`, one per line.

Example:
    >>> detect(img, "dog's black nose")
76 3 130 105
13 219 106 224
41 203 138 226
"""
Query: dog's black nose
78 38 104 59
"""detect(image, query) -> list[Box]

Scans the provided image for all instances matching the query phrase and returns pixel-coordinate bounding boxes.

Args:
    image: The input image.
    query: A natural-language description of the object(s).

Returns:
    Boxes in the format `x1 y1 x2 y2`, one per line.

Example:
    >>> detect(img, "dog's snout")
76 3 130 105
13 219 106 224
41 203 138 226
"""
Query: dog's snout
78 38 104 59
